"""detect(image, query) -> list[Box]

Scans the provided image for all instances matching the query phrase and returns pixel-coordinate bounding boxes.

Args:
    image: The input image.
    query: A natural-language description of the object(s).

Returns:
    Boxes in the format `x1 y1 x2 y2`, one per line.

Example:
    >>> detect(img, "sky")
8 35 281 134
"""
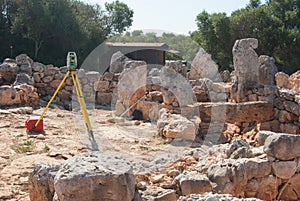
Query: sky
83 0 262 35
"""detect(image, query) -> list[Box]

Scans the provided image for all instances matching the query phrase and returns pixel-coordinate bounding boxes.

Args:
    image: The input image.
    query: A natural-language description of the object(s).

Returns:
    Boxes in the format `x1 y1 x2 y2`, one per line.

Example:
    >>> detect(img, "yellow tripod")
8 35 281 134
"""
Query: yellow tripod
34 52 98 150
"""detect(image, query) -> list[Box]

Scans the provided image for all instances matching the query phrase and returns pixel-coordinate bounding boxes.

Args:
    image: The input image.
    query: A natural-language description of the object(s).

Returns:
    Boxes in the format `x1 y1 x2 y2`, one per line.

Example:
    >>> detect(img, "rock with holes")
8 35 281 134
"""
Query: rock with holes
54 152 135 201
0 85 21 106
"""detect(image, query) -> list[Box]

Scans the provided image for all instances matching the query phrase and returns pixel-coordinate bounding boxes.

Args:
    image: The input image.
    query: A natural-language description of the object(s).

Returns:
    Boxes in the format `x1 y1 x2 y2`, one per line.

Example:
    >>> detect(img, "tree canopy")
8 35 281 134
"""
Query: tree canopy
191 0 300 74
0 0 133 66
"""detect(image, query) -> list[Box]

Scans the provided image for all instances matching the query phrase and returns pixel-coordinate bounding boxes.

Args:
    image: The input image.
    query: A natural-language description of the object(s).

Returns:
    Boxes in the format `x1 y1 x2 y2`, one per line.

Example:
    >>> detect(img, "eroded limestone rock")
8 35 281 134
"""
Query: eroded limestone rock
54 152 135 201
189 48 220 81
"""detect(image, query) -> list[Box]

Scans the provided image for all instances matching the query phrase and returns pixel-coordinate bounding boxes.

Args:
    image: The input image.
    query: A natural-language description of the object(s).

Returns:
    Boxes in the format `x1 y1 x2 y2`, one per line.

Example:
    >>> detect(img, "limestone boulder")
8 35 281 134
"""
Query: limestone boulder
96 92 112 106
136 100 161 121
109 51 128 73
175 172 212 196
32 62 45 72
138 186 177 201
272 160 297 179
288 70 300 91
15 54 33 66
0 63 17 84
85 71 100 83
19 64 32 74
275 72 289 88
15 84 39 106
231 38 259 102
264 133 300 160
258 55 277 85
189 48 220 81
256 175 281 200
14 73 34 85
157 109 196 141
166 60 187 78
0 85 21 106
29 163 61 201
207 160 234 193
54 152 135 201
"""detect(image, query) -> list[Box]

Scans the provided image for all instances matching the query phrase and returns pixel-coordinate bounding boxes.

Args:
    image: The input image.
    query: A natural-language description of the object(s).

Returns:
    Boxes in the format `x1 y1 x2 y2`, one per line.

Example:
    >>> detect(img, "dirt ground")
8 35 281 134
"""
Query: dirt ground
0 107 190 201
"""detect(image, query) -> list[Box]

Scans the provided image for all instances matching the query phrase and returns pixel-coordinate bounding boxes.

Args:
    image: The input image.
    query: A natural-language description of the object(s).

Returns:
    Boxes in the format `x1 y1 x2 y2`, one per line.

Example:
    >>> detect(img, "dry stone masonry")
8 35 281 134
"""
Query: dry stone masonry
2 37 300 200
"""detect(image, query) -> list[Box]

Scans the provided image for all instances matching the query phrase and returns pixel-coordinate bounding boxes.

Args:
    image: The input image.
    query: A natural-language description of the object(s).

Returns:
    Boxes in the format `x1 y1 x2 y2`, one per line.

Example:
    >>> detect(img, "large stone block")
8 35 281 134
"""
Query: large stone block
288 70 300 92
54 152 135 201
231 38 259 102
258 55 277 85
192 101 273 124
264 133 300 160
175 172 212 196
189 48 220 81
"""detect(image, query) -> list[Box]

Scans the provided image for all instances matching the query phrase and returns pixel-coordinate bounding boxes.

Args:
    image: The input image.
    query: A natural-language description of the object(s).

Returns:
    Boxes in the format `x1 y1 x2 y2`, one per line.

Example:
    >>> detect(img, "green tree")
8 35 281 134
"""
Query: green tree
70 0 133 64
247 0 262 8
191 11 231 70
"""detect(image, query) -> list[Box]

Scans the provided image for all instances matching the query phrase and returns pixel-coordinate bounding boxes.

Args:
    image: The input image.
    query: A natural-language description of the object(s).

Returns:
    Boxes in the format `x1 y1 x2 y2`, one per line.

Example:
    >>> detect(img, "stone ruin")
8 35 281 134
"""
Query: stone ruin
1 38 300 200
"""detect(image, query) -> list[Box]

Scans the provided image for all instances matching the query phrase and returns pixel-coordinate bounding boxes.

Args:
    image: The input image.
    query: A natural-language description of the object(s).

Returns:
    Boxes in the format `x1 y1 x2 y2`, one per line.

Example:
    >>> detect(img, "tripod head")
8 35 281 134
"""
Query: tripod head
67 52 77 71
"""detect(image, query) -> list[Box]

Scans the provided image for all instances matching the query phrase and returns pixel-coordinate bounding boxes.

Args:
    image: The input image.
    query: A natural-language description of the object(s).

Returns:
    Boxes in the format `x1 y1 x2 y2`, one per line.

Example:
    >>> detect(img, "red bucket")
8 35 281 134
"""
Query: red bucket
25 117 44 132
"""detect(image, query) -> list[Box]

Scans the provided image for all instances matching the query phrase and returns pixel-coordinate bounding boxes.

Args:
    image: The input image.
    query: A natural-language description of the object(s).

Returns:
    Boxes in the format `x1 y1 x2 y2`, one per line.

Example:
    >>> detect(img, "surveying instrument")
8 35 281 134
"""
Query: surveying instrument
28 52 98 150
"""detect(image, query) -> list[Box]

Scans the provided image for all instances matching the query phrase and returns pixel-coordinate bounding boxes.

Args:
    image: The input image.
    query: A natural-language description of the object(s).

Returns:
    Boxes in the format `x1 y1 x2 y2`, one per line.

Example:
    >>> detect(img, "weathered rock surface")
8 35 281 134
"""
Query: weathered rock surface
0 85 21 106
231 38 259 102
189 48 220 81
29 163 61 201
175 172 212 195
157 109 196 141
109 51 129 73
288 70 300 91
138 186 177 201
178 192 262 201
0 63 17 84
272 160 297 179
264 133 300 160
275 72 289 88
258 55 277 85
54 152 135 201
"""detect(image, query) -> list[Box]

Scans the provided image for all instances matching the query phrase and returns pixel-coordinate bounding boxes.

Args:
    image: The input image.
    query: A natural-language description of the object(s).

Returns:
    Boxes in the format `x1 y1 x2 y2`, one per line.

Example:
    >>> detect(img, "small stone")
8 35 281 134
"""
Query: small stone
36 134 46 140
167 169 180 177
150 174 165 184
136 181 147 189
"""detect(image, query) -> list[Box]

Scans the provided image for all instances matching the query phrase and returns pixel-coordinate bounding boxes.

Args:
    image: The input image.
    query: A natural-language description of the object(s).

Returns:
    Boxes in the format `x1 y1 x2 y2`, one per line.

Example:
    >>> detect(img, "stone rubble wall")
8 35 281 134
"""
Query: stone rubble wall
29 133 300 201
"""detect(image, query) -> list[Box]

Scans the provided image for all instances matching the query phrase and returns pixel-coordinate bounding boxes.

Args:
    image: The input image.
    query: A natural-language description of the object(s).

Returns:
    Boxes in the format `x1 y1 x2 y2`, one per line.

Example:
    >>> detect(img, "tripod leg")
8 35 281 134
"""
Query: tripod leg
71 72 98 151
34 71 70 129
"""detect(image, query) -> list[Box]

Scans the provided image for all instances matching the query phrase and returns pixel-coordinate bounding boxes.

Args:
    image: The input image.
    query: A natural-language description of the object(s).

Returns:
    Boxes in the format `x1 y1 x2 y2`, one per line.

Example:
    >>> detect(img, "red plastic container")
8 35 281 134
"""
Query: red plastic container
25 116 44 132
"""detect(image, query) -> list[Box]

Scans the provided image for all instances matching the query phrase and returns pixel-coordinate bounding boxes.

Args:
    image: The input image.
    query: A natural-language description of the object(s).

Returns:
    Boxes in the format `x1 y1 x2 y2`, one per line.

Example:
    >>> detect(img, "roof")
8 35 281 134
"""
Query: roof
106 42 169 50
